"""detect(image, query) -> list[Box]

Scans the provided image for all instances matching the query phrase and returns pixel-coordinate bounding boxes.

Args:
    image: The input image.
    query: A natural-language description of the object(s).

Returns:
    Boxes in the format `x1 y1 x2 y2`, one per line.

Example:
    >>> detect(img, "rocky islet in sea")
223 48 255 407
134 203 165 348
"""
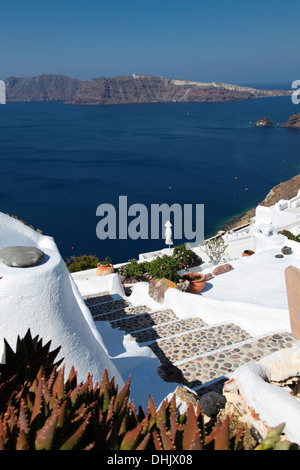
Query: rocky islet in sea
252 116 273 127
252 113 300 129
281 113 300 128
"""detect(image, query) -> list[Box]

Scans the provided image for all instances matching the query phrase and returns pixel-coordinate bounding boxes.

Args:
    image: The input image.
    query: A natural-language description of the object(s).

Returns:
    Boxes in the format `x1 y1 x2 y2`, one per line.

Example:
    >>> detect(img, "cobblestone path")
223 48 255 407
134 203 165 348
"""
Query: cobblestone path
83 291 294 393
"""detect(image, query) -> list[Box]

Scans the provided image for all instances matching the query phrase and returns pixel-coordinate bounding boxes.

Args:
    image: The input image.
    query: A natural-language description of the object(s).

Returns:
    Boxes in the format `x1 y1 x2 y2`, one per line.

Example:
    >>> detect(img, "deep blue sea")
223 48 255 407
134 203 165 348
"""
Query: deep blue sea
0 93 299 264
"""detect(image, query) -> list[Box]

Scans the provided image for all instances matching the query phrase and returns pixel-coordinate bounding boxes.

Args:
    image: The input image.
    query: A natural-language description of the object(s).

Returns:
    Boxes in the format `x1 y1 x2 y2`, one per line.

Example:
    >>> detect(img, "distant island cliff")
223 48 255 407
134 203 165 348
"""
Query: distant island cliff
4 74 292 106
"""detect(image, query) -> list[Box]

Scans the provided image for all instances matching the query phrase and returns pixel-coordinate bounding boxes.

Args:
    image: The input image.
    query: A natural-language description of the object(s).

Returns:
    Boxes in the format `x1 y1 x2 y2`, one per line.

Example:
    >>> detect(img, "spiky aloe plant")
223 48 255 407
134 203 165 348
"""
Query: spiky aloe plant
0 332 297 450
0 329 63 415
0 364 137 450
0 328 63 384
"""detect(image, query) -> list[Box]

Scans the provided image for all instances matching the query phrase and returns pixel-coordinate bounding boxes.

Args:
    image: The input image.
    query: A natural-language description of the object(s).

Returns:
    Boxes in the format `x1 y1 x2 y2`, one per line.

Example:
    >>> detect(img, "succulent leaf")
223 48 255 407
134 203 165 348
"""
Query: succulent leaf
30 379 43 425
16 429 29 450
19 399 29 434
136 432 151 450
114 375 131 415
152 429 163 450
120 422 143 450
35 410 59 450
156 399 167 425
52 366 65 400
206 416 230 450
182 403 202 450
157 419 176 450
59 413 91 450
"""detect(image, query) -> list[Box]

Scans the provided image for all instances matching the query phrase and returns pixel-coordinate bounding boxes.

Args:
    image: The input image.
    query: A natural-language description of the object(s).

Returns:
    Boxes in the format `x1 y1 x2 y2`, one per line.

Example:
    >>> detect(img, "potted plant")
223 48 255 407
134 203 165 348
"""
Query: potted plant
96 256 114 276
182 273 206 294
242 250 255 257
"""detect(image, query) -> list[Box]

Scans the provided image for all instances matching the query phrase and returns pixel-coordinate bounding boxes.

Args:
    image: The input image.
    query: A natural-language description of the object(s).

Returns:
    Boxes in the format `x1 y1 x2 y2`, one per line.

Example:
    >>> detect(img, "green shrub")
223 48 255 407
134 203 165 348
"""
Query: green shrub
119 258 145 280
173 243 202 269
279 230 300 243
119 244 202 283
145 254 183 283
203 237 229 265
66 254 100 273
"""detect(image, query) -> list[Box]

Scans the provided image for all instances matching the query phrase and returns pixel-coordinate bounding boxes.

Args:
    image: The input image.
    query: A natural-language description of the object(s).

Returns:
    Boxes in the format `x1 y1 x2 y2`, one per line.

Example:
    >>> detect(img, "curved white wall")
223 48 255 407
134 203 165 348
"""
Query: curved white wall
0 213 124 387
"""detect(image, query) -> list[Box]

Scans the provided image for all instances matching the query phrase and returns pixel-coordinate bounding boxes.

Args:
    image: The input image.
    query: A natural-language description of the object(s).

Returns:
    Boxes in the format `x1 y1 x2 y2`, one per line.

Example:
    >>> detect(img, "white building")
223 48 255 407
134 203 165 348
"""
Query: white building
217 189 300 259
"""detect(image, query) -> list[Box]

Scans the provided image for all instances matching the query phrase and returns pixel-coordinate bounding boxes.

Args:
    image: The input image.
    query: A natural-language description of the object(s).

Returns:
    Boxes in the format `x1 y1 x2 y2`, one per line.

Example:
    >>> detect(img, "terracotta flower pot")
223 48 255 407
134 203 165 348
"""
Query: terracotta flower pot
183 273 206 294
242 250 255 257
96 263 114 276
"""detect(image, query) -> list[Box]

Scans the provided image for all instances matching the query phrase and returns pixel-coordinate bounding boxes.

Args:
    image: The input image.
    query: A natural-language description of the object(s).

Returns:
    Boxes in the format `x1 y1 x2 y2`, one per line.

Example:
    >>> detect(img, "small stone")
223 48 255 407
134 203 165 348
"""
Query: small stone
281 246 292 255
213 264 234 276
275 254 284 258
207 355 216 361
224 362 232 368
0 246 45 268
174 386 202 414
199 391 226 418
204 273 213 281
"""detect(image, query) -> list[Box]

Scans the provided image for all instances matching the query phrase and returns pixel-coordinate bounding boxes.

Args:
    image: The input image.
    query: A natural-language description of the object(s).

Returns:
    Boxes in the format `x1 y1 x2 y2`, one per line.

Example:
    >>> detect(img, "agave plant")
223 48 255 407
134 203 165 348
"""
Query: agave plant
0 331 297 450
0 329 63 415
0 328 63 384
0 360 245 450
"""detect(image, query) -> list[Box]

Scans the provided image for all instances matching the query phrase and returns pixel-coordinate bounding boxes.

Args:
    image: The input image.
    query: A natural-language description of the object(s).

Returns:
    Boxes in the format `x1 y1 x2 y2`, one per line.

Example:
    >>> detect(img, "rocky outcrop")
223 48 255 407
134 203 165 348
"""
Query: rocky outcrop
5 74 292 105
252 117 273 127
281 114 300 128
222 174 300 231
148 278 178 304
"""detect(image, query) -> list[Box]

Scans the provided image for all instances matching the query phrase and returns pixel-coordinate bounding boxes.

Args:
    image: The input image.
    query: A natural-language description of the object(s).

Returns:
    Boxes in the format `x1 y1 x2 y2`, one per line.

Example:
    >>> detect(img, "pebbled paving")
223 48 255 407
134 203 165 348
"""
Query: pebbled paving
147 323 251 365
177 331 294 389
110 309 178 334
88 297 151 321
83 292 113 306
128 316 207 343
89 298 131 315
83 291 294 393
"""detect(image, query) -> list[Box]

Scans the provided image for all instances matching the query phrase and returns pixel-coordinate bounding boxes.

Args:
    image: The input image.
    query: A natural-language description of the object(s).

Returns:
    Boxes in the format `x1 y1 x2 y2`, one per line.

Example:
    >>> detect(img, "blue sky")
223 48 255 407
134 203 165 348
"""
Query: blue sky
1 0 299 85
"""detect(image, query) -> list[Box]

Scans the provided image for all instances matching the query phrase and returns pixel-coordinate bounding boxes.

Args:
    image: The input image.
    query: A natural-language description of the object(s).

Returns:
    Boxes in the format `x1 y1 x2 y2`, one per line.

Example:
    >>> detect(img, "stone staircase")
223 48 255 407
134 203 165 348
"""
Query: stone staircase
83 291 294 394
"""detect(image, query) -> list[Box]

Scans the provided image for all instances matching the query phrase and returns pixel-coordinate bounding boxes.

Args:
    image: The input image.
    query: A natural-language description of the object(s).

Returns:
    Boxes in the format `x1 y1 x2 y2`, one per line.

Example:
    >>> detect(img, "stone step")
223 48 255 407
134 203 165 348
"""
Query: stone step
84 292 294 395
109 309 178 333
88 298 131 315
126 316 208 343
92 303 150 321
176 331 294 390
83 292 114 307
146 323 251 366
